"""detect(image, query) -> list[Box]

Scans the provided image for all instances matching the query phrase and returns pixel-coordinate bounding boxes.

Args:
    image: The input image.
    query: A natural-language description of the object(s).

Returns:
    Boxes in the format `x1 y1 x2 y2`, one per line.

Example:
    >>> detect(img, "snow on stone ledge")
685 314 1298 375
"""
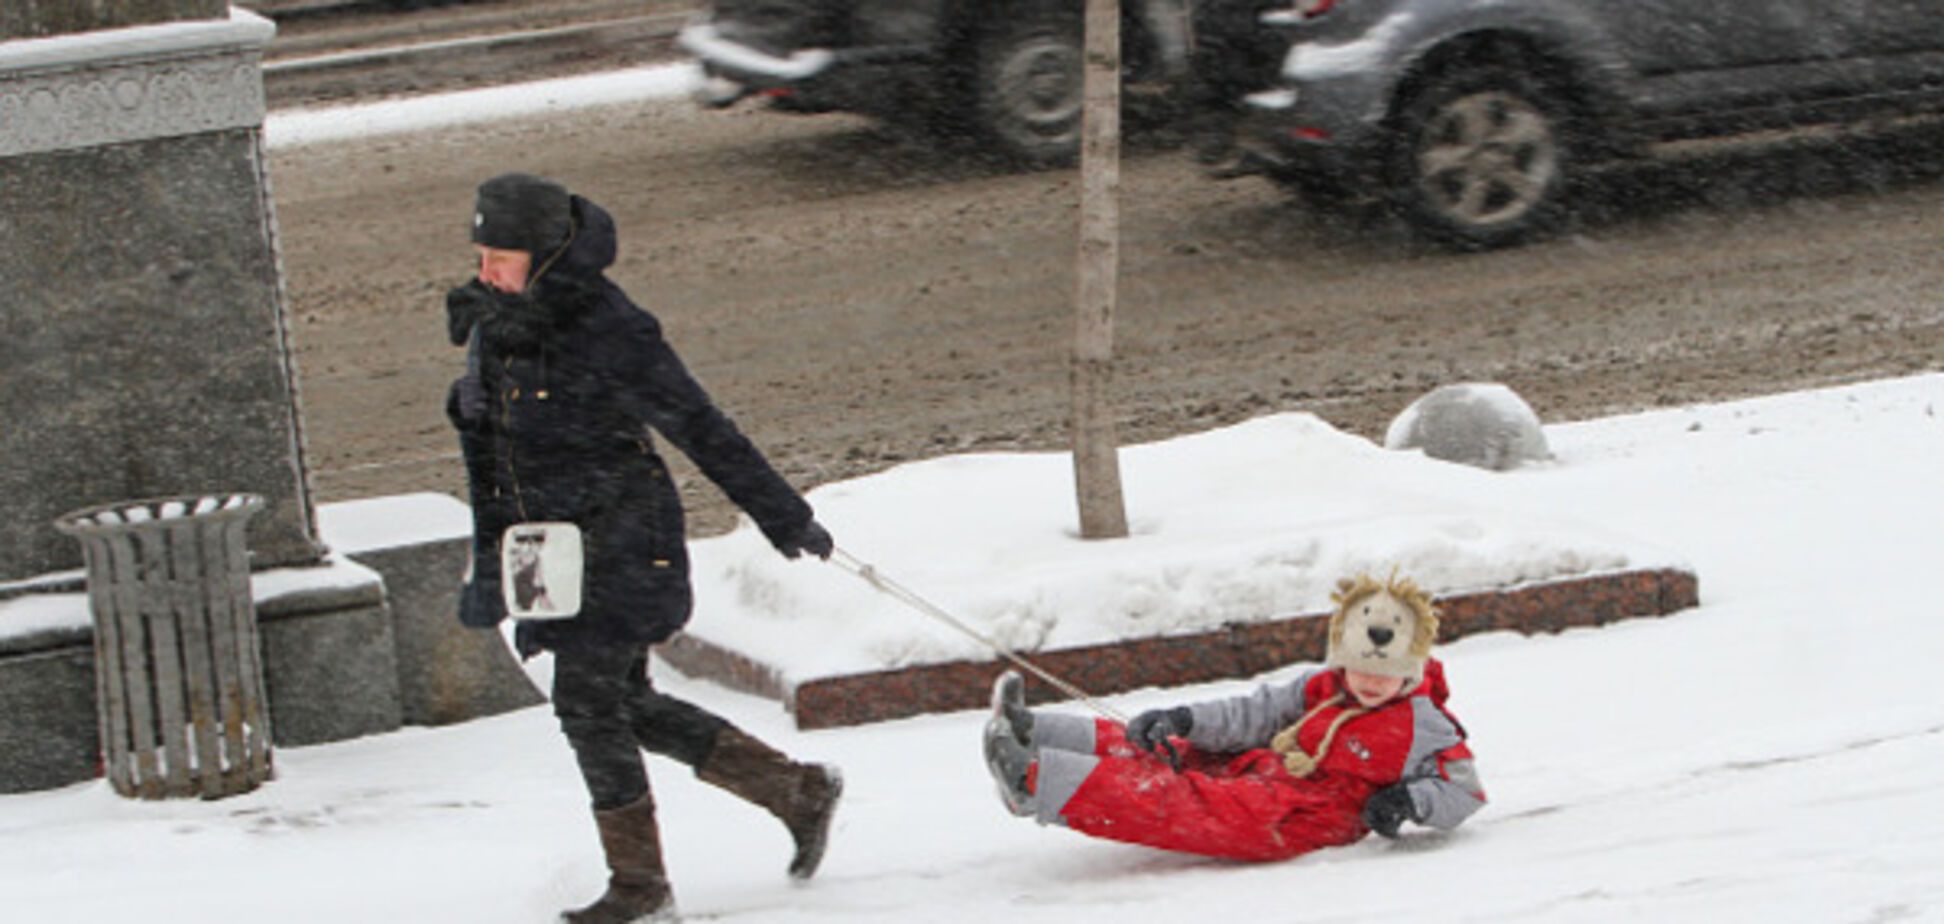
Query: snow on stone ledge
684 412 1687 682
316 492 472 556
263 63 703 149
0 6 273 74
0 555 382 645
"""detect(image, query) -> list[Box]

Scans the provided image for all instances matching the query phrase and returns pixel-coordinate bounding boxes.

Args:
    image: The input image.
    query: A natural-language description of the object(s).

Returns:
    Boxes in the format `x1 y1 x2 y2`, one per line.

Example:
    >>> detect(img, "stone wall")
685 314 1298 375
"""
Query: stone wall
1 1 228 40
0 562 408 793
256 574 404 747
0 495 550 794
346 537 545 726
0 645 98 793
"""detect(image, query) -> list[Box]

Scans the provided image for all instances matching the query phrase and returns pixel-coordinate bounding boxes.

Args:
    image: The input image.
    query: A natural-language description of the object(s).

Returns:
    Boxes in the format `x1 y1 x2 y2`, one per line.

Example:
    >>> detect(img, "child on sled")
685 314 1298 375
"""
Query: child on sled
982 573 1486 861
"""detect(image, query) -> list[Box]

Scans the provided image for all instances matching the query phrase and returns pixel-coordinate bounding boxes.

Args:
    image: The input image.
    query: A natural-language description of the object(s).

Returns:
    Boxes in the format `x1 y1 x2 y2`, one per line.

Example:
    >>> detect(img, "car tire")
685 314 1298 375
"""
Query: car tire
1388 64 1573 249
974 15 1086 165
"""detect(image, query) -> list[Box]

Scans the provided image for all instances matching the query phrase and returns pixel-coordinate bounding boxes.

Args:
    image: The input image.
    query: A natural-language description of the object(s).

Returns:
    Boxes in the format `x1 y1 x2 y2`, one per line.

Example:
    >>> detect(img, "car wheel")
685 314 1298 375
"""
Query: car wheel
1389 66 1571 249
975 16 1085 165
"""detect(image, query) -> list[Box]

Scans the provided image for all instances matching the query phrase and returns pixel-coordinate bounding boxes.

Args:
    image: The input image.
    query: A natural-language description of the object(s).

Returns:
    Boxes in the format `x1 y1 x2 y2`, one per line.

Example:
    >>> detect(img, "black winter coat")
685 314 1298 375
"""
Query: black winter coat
448 195 813 653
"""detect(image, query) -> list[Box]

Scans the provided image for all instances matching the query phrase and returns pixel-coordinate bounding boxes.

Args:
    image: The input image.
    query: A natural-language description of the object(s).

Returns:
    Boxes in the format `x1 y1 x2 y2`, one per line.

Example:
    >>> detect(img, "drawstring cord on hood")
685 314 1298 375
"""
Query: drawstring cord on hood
525 213 578 289
528 224 567 423
1269 692 1368 778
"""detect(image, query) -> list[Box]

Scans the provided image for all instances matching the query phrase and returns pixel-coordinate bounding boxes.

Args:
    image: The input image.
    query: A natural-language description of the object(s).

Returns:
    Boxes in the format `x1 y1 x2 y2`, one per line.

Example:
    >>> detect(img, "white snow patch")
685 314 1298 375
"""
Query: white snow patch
0 556 382 642
1282 11 1417 81
0 6 271 73
263 62 703 149
316 492 472 554
250 555 384 603
685 411 1674 679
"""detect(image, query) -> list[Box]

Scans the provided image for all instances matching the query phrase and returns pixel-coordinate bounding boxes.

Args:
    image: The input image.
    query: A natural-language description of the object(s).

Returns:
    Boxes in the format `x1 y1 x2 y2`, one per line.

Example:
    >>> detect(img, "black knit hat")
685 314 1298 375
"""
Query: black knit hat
471 172 572 255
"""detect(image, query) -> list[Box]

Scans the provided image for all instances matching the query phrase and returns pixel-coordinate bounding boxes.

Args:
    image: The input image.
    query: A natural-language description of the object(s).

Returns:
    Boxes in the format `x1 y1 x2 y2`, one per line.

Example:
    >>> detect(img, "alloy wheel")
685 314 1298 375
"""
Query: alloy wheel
1413 90 1560 229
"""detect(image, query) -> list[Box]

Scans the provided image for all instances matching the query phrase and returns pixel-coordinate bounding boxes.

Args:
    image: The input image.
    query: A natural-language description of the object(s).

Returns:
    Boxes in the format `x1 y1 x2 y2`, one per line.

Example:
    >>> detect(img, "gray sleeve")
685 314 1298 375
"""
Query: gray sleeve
1183 669 1320 753
1400 697 1486 831
1406 758 1486 830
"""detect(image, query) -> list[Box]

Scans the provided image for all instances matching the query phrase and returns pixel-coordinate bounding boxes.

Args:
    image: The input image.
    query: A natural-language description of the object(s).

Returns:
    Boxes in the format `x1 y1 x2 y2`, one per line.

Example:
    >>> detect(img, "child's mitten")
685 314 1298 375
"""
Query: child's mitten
1361 783 1421 838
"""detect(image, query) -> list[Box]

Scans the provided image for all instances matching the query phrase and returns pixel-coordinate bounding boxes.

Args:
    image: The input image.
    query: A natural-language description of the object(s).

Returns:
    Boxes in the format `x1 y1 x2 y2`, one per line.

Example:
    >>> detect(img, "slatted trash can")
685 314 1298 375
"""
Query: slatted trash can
55 494 274 799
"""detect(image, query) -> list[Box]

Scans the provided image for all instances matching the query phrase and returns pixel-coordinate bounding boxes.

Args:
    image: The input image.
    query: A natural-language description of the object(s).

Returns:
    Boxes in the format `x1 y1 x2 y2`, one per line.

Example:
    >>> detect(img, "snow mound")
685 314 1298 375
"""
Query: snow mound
1386 382 1553 471
686 412 1674 680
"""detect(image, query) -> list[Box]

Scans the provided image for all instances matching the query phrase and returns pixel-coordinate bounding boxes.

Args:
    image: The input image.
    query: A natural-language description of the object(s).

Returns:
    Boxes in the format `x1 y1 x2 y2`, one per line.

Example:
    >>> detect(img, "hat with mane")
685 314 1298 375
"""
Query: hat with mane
1325 573 1440 683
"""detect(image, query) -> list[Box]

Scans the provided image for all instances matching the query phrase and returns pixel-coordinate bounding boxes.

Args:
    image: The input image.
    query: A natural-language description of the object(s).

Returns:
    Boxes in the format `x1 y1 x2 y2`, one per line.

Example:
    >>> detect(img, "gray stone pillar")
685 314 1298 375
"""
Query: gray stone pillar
2 2 229 40
0 4 325 580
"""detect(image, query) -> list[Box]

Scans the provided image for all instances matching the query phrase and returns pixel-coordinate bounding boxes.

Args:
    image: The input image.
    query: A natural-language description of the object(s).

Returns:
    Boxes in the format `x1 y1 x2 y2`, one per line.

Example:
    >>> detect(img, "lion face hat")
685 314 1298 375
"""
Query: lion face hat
1326 574 1440 684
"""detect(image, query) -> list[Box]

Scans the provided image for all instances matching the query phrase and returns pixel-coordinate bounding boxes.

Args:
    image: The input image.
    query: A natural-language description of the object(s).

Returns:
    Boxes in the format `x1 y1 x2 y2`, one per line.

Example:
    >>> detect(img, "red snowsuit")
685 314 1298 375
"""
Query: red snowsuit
1035 660 1483 861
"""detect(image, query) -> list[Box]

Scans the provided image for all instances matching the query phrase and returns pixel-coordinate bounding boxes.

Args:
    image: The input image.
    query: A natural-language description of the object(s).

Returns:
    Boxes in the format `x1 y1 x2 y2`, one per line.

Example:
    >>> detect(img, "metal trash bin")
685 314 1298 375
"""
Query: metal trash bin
55 494 273 799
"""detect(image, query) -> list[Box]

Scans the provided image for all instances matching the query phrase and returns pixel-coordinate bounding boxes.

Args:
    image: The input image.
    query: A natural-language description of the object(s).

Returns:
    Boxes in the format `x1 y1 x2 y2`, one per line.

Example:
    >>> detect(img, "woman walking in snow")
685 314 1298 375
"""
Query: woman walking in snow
983 573 1485 860
446 173 841 923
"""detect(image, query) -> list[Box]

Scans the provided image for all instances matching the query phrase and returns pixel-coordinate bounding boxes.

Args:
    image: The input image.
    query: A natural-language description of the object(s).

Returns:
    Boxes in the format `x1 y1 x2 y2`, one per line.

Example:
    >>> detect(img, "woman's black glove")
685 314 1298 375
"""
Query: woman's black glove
776 518 834 560
1361 783 1422 838
448 278 560 352
446 279 493 346
1126 706 1193 770
449 374 490 428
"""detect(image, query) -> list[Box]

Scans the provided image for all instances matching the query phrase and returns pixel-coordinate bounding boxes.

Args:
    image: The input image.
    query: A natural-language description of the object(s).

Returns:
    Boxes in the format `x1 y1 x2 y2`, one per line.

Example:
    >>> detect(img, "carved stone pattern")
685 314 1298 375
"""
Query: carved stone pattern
0 51 264 157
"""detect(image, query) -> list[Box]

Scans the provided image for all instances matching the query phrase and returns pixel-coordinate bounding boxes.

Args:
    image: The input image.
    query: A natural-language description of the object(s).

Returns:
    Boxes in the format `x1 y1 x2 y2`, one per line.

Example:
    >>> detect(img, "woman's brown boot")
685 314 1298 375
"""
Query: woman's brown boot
696 726 843 880
562 792 678 923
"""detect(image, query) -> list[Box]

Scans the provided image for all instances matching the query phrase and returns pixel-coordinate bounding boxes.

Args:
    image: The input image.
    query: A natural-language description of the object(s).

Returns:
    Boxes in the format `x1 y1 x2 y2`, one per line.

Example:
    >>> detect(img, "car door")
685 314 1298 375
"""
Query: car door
1580 0 1872 115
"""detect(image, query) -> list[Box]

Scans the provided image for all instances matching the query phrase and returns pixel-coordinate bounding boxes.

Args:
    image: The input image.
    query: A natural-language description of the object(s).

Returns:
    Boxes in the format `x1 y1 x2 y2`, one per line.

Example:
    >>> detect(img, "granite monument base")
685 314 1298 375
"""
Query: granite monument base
0 644 100 793
0 562 403 794
255 572 403 748
314 493 547 727
0 492 548 794
344 537 546 726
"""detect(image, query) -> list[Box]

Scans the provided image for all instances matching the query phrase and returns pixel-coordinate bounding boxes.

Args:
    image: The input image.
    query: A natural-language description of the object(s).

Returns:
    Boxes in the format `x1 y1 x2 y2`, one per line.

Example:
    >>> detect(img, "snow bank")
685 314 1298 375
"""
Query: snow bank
263 62 701 149
686 411 1681 680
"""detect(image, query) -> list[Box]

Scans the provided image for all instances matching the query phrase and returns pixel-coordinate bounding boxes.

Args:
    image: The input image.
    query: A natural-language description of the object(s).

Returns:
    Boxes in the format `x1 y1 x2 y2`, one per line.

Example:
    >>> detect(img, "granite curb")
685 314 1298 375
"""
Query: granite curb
659 567 1700 730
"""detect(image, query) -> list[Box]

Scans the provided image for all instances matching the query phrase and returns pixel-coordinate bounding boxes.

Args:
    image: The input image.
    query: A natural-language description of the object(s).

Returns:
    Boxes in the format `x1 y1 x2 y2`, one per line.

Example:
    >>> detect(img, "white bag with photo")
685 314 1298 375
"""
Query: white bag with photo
499 522 584 620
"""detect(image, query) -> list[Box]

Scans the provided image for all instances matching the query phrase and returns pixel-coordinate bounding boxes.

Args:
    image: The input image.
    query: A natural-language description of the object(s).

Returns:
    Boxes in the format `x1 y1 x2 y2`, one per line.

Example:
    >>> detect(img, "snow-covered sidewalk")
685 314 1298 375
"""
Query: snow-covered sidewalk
3 374 1942 922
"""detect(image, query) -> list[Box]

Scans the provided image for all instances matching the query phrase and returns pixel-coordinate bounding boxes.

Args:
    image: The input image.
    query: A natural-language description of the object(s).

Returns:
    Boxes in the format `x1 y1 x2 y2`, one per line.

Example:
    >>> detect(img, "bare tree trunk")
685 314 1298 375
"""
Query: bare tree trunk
1071 0 1129 540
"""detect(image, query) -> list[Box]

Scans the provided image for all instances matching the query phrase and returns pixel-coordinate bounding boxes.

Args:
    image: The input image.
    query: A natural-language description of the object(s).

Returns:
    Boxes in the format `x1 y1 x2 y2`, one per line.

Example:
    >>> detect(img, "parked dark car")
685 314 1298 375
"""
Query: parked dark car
1226 0 1944 248
678 0 1204 163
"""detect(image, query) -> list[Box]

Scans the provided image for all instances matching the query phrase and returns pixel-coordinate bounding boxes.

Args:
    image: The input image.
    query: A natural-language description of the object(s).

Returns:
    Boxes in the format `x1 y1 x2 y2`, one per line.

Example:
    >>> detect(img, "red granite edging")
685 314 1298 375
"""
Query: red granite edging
661 567 1698 730
659 631 790 702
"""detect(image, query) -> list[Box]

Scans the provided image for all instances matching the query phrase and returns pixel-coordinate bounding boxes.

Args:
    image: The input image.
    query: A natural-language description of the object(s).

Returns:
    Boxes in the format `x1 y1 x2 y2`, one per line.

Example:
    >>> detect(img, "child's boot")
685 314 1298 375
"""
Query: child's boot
983 671 1036 816
991 670 1033 744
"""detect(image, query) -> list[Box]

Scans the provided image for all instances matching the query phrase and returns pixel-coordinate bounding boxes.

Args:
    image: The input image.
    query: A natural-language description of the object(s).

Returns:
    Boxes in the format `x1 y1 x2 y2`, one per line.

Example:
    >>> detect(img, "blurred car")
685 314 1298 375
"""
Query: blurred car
1225 0 1944 248
677 0 1200 163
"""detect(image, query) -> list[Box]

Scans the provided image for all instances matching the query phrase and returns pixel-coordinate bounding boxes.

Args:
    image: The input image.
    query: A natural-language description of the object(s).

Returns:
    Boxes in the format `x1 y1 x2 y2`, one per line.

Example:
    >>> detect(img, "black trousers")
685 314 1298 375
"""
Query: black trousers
552 644 730 810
